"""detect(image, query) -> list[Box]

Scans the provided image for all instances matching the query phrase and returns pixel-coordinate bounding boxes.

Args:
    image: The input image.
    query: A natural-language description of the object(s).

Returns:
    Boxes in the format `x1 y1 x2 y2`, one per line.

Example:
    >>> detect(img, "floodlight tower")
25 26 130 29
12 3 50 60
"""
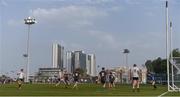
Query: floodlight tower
165 1 170 91
123 49 130 68
24 16 36 82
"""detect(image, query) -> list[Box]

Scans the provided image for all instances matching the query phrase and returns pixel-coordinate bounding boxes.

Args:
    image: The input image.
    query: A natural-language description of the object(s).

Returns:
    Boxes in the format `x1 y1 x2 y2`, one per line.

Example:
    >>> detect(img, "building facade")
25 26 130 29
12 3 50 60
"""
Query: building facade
86 55 91 75
86 54 96 76
90 54 96 76
66 51 86 73
52 43 64 69
65 50 96 76
74 51 86 71
66 51 74 73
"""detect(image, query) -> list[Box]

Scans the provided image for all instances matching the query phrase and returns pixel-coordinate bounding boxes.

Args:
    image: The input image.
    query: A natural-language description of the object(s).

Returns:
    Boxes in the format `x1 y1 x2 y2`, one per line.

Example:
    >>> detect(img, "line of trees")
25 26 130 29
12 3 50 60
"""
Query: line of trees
145 48 180 74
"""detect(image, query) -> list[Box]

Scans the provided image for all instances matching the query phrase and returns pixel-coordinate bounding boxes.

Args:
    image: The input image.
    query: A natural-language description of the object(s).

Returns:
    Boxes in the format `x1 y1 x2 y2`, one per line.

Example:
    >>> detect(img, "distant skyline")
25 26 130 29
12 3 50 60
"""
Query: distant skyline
0 0 180 76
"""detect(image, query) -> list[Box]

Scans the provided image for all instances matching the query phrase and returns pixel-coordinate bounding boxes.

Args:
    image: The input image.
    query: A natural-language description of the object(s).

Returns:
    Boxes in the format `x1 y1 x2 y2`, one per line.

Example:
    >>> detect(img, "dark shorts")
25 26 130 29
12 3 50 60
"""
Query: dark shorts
74 78 78 82
110 79 114 84
64 80 69 84
17 78 24 84
65 77 68 81
101 79 106 84
133 77 139 81
65 79 68 81
18 78 24 82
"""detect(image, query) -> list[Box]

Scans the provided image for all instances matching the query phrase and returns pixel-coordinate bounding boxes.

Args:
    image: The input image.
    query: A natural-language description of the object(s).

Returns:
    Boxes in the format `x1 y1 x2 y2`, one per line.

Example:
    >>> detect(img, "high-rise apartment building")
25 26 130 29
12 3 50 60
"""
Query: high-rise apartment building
74 51 86 72
52 43 64 69
65 50 96 76
86 54 96 76
66 51 74 73
86 55 91 75
90 54 96 76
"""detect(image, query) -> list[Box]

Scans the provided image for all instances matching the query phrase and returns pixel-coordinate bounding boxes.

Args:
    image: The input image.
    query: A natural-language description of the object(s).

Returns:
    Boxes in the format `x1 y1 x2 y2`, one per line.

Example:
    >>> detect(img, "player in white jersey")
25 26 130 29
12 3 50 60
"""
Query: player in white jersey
130 64 141 92
17 69 25 89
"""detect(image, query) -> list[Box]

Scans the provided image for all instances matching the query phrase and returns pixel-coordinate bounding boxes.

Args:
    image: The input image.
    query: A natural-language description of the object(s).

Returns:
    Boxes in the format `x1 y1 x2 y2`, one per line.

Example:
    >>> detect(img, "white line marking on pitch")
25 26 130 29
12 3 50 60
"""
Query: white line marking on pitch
158 91 169 97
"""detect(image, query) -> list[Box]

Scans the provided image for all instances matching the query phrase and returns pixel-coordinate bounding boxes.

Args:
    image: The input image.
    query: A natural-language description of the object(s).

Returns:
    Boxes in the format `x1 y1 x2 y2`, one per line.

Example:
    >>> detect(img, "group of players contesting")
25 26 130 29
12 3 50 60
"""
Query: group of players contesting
17 64 157 92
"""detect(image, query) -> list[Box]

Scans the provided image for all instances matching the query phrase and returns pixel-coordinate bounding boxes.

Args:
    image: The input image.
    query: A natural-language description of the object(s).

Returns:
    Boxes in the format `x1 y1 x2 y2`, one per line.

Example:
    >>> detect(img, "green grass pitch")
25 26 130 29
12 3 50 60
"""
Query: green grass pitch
0 83 180 96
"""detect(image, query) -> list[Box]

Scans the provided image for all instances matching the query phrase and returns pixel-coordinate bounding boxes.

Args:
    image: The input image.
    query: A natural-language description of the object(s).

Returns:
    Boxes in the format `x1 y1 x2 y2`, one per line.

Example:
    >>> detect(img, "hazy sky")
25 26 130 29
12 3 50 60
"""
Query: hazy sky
0 0 180 76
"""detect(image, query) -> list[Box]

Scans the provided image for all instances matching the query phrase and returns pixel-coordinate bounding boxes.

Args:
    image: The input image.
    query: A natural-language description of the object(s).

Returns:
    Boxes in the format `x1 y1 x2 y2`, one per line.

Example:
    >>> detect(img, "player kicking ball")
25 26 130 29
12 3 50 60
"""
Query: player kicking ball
17 69 25 90
130 64 141 92
148 72 157 89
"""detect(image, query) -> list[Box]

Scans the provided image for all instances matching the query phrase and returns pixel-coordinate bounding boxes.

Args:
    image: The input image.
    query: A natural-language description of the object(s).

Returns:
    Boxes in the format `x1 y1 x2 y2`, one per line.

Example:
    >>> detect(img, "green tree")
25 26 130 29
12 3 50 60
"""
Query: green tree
75 68 86 77
145 57 167 74
172 48 180 57
145 60 153 72
145 48 180 74
170 48 180 73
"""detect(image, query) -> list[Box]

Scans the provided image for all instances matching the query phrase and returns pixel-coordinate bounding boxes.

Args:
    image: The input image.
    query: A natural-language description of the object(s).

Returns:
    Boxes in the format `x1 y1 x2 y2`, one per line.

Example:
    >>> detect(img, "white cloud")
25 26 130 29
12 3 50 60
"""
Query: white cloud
0 0 8 6
52 40 67 47
88 31 119 49
110 6 122 11
68 43 85 50
84 0 115 4
31 6 108 28
145 11 155 17
24 0 66 1
7 19 23 27
125 0 142 5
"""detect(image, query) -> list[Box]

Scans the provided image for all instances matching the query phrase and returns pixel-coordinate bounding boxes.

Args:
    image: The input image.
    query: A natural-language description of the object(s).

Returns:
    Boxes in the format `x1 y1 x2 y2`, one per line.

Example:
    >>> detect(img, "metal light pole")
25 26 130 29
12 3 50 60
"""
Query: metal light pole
97 65 100 74
165 1 170 91
123 49 130 84
24 16 36 82
123 49 130 68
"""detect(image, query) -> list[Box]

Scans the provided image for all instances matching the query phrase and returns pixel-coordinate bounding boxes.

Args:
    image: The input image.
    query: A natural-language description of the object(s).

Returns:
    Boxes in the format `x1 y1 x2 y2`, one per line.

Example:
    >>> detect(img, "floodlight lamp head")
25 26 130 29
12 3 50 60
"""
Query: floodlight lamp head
24 16 36 25
28 16 31 19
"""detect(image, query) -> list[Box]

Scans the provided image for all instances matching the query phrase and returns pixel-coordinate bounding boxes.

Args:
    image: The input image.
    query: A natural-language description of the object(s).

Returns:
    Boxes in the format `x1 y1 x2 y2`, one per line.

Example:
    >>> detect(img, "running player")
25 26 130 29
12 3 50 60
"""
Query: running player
55 72 64 86
99 67 107 88
63 71 70 88
109 72 115 88
112 72 117 87
130 64 141 92
17 69 25 89
72 71 80 89
148 72 157 89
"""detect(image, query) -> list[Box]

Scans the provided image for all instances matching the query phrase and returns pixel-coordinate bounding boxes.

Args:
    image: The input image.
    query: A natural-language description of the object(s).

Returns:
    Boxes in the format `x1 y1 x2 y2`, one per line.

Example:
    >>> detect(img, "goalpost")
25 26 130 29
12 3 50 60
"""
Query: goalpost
166 0 180 92
169 57 180 92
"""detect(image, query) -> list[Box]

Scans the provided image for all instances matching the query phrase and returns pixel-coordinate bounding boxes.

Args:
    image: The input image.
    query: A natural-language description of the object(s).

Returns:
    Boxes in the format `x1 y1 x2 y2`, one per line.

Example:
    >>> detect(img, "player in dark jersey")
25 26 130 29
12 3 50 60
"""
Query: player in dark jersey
99 67 107 88
148 72 157 89
63 71 70 88
109 72 115 88
55 72 64 87
72 71 80 89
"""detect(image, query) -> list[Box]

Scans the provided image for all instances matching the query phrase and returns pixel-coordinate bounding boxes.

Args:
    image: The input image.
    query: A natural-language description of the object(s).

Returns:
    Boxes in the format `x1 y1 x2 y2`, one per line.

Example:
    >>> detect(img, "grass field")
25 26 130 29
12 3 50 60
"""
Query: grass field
0 83 180 96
